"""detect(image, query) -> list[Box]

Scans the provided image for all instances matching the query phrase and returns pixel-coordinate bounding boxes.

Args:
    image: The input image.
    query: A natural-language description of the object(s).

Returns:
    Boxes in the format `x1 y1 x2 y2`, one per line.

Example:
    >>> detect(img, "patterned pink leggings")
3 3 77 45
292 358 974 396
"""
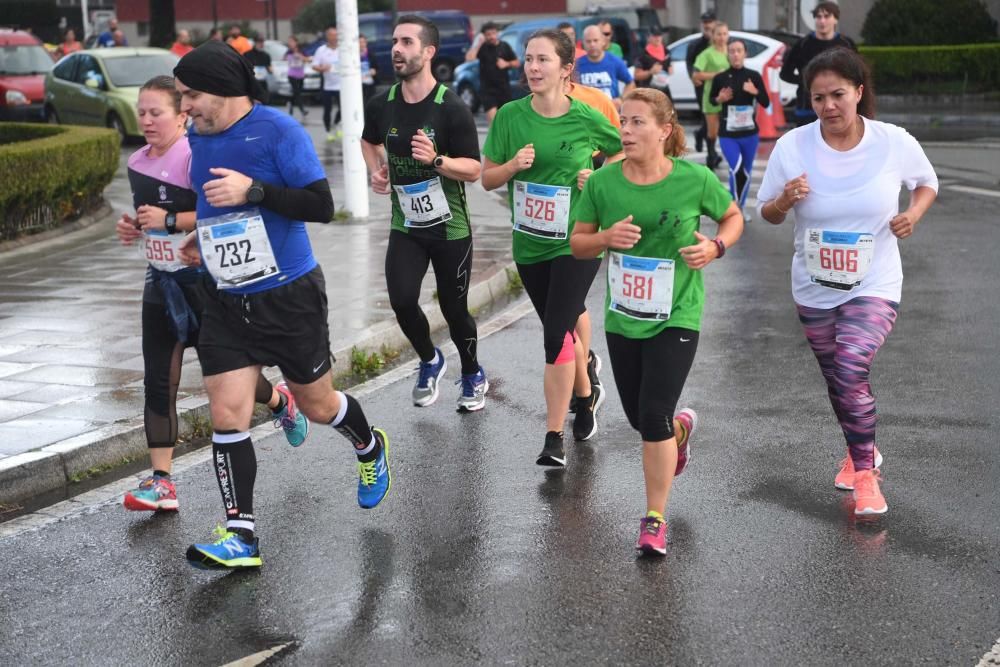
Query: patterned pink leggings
796 296 899 470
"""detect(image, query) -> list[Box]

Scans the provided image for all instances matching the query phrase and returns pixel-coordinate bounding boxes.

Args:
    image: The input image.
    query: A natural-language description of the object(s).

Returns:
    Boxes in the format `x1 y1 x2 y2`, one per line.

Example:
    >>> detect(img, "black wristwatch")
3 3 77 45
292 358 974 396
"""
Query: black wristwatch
164 211 177 234
246 179 266 204
433 154 445 168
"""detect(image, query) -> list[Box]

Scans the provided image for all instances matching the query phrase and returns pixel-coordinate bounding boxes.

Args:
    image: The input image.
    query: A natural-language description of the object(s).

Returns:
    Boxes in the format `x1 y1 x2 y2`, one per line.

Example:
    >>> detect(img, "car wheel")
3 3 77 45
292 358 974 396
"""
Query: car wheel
433 59 455 82
107 112 127 141
457 83 479 113
45 106 60 124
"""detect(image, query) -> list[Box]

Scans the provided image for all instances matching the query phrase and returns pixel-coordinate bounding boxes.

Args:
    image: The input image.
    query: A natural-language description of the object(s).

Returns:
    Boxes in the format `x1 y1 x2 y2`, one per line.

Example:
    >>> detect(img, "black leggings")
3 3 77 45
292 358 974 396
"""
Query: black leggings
322 89 341 131
606 328 699 442
385 230 479 375
288 77 306 113
516 255 601 364
142 285 274 448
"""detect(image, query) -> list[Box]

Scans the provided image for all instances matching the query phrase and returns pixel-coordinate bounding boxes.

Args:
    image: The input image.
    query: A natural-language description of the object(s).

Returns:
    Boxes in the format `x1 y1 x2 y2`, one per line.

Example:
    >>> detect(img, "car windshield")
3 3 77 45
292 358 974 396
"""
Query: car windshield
265 42 288 61
102 53 178 87
0 44 53 75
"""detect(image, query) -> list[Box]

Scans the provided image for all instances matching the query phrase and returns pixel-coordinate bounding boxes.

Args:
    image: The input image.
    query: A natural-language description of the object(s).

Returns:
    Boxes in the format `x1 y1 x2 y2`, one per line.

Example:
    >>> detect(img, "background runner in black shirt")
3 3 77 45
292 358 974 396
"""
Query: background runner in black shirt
465 21 520 124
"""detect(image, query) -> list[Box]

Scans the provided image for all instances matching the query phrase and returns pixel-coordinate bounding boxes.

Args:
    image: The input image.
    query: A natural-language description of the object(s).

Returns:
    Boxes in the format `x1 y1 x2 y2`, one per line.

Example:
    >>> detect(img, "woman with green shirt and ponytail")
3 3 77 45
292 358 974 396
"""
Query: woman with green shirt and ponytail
482 29 623 467
571 88 743 556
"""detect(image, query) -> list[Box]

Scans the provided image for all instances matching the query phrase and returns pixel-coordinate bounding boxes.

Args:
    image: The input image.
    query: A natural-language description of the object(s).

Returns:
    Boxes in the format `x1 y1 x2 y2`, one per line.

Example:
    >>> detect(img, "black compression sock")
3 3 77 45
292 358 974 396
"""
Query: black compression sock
153 469 170 480
212 431 257 531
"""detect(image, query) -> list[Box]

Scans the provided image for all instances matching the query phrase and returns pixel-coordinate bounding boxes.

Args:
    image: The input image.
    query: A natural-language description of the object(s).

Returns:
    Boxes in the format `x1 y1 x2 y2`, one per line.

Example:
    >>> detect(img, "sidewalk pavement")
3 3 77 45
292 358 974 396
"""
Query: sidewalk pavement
0 127 517 507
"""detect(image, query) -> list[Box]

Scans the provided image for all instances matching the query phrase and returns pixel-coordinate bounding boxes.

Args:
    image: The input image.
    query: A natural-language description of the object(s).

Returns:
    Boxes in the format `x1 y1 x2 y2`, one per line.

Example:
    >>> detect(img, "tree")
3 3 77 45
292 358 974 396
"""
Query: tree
291 0 392 35
149 0 176 48
861 0 998 45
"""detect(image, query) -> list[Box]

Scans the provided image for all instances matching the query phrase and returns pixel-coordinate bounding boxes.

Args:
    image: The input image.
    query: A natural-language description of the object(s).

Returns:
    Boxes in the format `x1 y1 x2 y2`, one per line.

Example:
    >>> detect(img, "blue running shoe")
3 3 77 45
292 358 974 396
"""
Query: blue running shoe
185 526 262 570
456 366 489 412
273 381 309 447
413 348 446 407
357 428 391 509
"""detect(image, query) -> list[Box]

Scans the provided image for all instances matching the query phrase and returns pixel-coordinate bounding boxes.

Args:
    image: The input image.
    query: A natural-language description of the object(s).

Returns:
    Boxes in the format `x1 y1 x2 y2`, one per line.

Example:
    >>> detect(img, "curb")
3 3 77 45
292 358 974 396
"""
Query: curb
0 257 519 509
0 201 112 257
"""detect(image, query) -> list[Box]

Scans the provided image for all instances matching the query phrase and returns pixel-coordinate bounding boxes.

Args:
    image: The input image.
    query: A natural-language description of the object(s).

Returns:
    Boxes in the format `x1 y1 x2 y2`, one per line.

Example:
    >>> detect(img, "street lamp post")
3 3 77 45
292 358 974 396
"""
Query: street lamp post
336 0 369 219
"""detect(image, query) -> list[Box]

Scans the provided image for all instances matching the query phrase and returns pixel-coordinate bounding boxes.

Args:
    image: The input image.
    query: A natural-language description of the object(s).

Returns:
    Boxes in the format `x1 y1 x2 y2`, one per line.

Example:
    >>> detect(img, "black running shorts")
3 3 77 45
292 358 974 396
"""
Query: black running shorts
198 266 334 385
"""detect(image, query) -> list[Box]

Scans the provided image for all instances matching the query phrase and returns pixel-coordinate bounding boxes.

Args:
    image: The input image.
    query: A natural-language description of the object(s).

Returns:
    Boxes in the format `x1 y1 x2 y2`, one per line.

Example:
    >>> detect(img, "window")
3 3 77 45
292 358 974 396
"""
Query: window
437 18 466 40
669 41 689 63
103 54 178 88
137 22 149 37
52 55 77 81
0 44 54 75
74 54 104 88
740 38 768 59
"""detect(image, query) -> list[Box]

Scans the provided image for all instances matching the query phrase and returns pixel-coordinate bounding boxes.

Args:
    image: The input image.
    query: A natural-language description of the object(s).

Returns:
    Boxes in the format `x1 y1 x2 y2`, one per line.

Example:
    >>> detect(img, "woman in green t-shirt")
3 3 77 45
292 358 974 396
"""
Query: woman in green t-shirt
571 88 743 556
692 22 731 170
482 29 623 467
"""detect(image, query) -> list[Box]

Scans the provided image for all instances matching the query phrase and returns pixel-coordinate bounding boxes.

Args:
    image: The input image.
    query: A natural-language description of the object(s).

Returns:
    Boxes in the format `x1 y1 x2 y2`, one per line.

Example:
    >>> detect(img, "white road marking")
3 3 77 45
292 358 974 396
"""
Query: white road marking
220 643 293 667
977 636 1000 666
947 184 1000 199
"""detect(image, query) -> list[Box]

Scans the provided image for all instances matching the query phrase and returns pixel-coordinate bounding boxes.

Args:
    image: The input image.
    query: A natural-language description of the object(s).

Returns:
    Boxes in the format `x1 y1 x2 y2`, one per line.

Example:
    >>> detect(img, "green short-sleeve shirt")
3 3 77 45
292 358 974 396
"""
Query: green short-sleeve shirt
574 158 732 337
693 47 730 113
482 96 622 264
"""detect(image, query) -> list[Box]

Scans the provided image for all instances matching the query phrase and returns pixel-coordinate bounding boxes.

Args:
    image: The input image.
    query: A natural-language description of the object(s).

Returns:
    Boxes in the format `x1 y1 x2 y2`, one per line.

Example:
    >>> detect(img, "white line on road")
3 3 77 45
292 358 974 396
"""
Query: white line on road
977 636 1000 666
221 643 293 667
947 184 1000 199
0 298 536 541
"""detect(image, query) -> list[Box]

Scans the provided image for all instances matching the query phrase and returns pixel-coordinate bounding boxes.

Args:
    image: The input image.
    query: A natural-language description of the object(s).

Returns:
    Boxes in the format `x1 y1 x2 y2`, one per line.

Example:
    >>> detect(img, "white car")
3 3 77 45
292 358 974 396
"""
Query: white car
665 31 798 112
262 40 321 101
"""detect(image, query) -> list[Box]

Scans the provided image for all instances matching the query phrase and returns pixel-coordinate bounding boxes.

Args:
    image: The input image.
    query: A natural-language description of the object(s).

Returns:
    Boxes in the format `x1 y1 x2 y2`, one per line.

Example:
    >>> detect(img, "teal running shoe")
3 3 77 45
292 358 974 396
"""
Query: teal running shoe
273 381 309 447
357 428 391 509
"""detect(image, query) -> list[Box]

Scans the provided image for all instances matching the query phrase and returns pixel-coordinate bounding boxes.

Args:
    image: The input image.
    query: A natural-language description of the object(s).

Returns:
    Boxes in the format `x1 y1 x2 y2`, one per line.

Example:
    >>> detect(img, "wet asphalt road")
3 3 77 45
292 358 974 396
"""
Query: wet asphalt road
2 168 1000 666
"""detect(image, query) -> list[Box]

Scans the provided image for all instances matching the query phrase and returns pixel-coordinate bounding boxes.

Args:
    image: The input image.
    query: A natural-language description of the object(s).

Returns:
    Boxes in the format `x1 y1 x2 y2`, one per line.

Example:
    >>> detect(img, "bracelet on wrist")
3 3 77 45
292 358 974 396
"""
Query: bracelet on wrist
712 237 726 259
773 198 790 214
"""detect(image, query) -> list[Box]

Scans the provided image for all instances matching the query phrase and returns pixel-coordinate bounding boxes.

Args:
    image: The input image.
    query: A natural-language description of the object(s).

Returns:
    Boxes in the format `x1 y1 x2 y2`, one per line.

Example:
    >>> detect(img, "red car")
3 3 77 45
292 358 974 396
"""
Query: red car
0 29 53 122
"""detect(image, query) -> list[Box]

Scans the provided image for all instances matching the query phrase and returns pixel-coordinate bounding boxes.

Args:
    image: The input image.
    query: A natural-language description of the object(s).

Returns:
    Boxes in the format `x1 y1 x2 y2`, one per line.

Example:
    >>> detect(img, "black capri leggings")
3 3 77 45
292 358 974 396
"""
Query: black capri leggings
385 229 479 375
606 328 699 442
516 255 601 364
142 281 273 448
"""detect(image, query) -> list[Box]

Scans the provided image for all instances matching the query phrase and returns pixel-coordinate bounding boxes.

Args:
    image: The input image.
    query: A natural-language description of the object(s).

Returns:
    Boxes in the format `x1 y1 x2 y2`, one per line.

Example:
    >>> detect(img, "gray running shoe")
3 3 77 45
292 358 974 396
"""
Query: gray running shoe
456 366 489 412
413 348 446 407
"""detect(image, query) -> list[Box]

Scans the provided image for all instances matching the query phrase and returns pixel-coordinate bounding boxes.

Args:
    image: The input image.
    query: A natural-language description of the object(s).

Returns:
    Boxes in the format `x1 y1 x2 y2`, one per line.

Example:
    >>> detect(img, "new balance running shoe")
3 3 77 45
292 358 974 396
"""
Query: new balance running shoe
536 431 566 467
835 447 883 490
358 428 391 509
456 366 489 412
413 348 447 407
273 381 309 447
853 468 888 516
572 383 605 441
123 475 178 512
186 526 261 570
636 516 668 556
674 408 698 477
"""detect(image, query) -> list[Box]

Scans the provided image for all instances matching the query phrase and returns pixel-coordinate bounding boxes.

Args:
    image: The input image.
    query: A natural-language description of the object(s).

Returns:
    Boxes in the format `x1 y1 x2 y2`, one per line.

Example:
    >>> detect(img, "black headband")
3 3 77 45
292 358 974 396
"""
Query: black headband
173 40 265 101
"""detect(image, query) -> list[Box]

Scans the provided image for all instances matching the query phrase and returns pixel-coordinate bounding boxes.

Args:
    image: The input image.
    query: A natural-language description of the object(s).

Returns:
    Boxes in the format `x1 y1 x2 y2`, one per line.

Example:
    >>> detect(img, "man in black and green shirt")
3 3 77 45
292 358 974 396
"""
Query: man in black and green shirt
361 14 488 412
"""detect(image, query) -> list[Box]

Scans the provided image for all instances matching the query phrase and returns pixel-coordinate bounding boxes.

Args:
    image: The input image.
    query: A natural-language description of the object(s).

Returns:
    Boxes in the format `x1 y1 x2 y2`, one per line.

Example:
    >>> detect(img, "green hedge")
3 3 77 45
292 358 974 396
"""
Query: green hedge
0 123 120 241
859 43 1000 94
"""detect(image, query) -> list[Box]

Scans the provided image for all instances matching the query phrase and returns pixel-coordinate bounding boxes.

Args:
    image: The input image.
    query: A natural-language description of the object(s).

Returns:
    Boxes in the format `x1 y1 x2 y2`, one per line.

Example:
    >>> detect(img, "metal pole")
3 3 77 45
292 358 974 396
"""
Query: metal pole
81 0 90 43
336 0 369 219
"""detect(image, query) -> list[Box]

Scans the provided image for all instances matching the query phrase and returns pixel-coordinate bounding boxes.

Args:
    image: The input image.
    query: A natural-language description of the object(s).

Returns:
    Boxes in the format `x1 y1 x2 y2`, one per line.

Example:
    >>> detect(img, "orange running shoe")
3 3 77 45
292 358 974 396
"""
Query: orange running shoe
834 447 883 490
852 469 888 516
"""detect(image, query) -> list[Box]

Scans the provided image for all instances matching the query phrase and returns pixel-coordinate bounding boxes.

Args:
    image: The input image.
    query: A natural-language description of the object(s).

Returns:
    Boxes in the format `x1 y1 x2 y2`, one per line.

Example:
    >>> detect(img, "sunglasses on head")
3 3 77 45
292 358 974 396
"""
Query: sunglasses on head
602 32 612 37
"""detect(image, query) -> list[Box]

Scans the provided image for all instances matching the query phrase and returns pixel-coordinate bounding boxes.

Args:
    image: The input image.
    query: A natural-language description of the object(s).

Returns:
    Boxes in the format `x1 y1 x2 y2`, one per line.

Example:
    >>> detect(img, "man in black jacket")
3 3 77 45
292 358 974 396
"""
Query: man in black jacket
779 0 856 125
685 10 717 153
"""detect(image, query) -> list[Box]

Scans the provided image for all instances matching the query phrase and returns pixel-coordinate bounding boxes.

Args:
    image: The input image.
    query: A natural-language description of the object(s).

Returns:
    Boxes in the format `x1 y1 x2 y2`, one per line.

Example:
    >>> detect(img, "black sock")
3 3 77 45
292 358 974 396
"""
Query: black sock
271 393 287 415
330 392 379 461
707 138 717 158
212 431 257 535
153 469 170 479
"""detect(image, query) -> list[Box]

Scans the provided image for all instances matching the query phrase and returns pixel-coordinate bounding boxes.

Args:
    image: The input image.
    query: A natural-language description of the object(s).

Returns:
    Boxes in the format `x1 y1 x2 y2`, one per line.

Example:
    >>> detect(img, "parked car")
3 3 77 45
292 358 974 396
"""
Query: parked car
44 48 179 139
358 9 473 83
259 39 321 103
452 15 637 113
0 29 53 122
665 30 797 112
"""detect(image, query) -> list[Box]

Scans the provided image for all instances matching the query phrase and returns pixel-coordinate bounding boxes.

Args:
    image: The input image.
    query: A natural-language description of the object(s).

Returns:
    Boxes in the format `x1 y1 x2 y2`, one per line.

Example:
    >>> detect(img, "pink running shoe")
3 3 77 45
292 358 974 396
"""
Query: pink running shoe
123 475 178 511
674 408 697 477
834 447 883 490
635 516 667 556
853 468 888 516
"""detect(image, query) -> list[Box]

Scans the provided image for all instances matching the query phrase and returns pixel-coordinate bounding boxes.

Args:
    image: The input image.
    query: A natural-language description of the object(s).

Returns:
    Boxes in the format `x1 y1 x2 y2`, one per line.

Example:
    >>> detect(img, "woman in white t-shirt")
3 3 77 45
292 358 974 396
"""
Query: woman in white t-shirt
757 48 937 518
